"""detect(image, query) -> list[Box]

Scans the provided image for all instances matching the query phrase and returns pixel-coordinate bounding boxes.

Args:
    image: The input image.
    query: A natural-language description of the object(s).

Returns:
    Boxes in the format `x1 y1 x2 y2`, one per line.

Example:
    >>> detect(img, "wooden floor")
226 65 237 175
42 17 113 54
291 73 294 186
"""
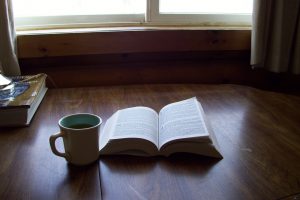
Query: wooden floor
0 84 300 200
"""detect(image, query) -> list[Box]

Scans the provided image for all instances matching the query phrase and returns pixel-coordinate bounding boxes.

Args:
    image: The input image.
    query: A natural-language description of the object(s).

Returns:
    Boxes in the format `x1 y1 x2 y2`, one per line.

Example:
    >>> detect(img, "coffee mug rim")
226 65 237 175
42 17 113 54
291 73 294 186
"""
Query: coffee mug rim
58 113 102 131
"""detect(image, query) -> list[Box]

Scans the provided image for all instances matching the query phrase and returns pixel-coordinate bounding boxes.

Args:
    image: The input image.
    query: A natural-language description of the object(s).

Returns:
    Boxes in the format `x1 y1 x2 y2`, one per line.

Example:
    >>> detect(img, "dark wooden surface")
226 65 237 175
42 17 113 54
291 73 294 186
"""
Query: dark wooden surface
1 84 300 200
20 50 253 88
17 29 250 58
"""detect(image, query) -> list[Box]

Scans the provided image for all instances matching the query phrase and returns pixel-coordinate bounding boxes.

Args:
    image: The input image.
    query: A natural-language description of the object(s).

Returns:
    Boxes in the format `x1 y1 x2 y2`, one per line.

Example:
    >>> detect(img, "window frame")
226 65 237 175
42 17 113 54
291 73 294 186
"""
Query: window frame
15 14 146 30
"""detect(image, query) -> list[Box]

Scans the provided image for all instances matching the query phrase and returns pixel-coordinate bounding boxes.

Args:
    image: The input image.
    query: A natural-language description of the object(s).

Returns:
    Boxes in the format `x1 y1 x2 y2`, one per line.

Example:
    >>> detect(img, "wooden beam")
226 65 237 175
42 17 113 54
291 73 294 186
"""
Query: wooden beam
17 29 251 58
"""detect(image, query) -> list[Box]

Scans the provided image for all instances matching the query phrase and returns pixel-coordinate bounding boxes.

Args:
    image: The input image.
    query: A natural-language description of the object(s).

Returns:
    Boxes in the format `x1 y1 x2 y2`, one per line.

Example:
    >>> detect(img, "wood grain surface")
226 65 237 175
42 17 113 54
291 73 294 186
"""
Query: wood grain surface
17 29 250 58
0 84 300 200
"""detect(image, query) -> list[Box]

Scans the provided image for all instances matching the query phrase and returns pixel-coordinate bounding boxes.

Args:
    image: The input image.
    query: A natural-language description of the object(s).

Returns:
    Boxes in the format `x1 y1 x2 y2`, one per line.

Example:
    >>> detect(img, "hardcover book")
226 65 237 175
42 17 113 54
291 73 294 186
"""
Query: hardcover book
0 73 48 127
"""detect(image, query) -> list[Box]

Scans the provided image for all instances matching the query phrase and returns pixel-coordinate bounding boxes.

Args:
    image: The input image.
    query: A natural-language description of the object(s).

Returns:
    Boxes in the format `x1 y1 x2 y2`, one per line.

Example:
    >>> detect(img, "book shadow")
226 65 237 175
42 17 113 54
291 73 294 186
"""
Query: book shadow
100 153 221 176
161 153 221 175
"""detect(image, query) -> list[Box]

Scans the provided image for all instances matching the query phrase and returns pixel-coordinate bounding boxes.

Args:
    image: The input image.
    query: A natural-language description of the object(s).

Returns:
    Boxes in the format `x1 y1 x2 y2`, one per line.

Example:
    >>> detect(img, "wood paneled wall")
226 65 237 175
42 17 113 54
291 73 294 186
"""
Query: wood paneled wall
18 29 256 87
18 28 299 92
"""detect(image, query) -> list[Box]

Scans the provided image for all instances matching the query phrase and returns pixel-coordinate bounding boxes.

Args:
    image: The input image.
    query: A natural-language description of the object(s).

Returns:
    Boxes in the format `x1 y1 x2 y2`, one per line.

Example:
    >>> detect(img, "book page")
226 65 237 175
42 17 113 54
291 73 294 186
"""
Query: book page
99 112 118 150
110 107 159 147
158 97 209 149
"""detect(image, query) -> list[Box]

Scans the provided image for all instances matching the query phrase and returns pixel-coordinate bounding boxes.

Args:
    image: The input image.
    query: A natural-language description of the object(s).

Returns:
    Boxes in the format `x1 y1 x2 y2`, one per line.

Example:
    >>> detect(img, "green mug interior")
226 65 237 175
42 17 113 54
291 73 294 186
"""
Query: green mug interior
59 113 101 129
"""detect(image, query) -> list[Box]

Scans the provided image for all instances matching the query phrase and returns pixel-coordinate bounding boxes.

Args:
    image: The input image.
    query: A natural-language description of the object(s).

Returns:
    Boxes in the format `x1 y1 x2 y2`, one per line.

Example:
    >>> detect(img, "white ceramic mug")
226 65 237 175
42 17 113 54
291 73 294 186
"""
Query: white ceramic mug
49 113 102 165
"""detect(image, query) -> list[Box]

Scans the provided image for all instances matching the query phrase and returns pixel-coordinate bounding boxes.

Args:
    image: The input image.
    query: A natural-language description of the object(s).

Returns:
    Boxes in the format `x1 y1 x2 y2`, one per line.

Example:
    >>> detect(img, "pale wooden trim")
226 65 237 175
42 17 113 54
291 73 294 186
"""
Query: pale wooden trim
17 29 251 58
17 26 251 34
15 14 145 31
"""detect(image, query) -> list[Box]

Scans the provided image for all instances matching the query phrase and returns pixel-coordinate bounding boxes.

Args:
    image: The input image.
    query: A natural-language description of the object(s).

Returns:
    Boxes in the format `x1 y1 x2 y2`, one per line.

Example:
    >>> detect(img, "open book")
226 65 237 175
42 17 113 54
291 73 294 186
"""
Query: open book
99 97 222 158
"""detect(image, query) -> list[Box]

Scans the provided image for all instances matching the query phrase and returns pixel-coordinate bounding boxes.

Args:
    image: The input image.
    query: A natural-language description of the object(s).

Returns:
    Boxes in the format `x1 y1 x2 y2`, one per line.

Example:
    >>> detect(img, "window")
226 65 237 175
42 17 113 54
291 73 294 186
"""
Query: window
13 0 253 30
151 0 253 25
13 0 146 29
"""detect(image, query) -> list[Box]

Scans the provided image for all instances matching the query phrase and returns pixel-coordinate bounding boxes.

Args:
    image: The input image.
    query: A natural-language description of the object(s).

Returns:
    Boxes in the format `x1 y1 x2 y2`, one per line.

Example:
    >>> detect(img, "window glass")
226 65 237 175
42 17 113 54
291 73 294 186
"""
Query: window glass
160 0 253 14
13 0 146 17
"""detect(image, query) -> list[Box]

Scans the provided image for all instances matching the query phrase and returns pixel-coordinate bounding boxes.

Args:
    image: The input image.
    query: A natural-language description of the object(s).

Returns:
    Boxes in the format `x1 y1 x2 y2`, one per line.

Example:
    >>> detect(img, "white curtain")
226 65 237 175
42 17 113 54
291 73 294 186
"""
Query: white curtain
0 0 21 76
251 0 300 74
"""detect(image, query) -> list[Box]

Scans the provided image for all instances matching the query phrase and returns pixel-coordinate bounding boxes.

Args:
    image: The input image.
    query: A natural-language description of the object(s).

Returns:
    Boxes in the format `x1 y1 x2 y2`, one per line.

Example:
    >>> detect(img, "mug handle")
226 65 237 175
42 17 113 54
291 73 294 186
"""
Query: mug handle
49 132 68 159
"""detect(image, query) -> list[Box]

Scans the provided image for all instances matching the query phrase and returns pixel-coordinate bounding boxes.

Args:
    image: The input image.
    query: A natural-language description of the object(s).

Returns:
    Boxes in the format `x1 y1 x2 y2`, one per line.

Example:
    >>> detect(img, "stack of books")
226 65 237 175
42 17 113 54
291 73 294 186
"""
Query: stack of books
0 73 47 127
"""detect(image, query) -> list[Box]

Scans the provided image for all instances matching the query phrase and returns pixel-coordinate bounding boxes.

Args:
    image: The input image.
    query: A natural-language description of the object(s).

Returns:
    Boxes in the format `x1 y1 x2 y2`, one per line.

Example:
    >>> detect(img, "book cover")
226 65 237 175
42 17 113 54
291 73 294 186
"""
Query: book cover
0 73 48 126
0 73 47 108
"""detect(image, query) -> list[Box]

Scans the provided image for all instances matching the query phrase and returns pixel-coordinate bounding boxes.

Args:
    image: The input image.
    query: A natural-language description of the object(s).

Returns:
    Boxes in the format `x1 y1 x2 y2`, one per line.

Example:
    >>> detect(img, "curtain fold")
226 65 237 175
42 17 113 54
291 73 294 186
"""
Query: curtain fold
251 0 300 74
0 0 21 76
